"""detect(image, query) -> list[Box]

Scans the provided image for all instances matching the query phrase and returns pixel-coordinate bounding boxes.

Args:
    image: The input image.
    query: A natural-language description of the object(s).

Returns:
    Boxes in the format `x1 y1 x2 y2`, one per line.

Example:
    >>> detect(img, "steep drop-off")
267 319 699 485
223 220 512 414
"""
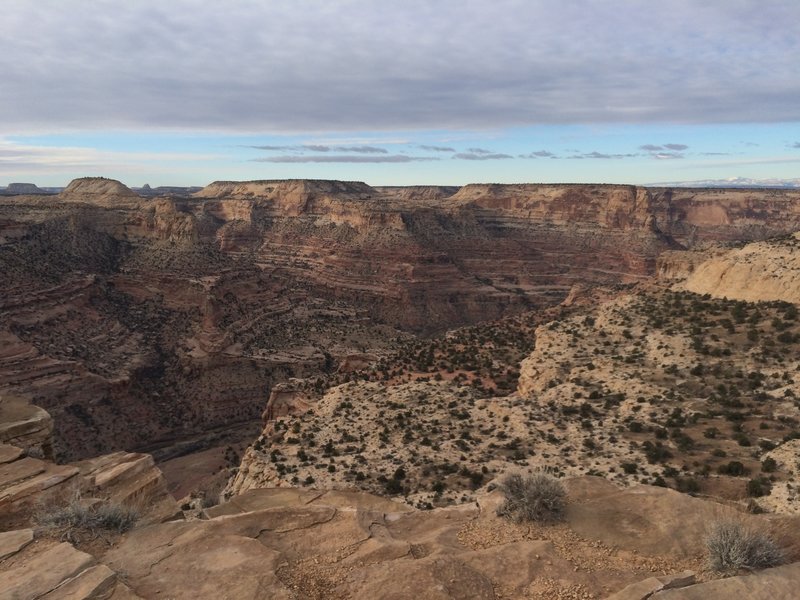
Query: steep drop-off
3 178 800 461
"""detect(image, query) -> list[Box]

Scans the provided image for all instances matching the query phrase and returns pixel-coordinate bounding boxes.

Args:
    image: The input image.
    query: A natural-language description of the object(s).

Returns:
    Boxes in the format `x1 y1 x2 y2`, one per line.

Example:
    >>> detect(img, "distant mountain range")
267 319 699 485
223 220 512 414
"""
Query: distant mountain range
649 177 800 189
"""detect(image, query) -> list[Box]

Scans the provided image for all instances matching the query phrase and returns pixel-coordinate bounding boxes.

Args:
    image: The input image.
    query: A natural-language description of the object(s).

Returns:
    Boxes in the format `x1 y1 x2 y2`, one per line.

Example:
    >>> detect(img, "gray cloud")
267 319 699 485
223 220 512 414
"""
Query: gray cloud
333 145 388 153
652 152 685 160
252 144 388 153
419 145 456 152
453 152 513 160
1 1 799 134
567 151 639 159
520 150 555 158
251 145 296 151
252 154 437 163
640 143 688 152
792 142 800 149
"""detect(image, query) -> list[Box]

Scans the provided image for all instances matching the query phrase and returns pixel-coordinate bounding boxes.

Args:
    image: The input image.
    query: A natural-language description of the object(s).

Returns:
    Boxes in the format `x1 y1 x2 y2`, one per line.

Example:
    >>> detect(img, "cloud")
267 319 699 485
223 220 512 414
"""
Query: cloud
251 145 296 151
467 148 494 155
252 144 388 153
453 152 513 160
640 143 688 152
567 151 639 159
252 154 437 163
1 1 799 134
419 145 456 152
652 152 685 159
792 142 800 149
520 150 555 158
0 138 218 176
691 155 800 168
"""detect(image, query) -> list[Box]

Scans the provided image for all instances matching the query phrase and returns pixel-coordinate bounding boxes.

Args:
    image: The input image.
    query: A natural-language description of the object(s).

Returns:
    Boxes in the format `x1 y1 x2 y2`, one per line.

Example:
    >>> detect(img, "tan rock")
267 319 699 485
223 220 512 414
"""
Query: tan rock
343 555 495 600
677 233 800 303
566 484 740 559
0 528 34 560
0 444 24 464
1 542 95 600
0 396 54 458
39 564 117 600
607 570 696 600
652 562 800 599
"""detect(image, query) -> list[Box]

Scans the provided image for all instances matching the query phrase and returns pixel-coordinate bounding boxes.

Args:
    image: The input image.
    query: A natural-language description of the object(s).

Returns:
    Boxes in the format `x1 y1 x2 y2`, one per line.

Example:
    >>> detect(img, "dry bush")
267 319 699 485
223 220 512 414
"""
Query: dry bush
497 470 566 523
705 520 785 573
35 489 139 538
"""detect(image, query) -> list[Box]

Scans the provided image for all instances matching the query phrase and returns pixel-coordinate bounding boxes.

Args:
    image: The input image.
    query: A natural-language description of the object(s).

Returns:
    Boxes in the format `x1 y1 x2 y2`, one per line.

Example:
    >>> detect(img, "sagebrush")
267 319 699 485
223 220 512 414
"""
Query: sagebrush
496 470 565 523
705 520 784 572
35 491 139 534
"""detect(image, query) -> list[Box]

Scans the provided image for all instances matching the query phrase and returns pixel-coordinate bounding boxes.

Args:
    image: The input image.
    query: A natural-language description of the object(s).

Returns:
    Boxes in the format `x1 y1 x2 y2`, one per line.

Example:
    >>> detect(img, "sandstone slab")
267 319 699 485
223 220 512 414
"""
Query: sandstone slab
653 562 800 599
39 564 117 600
0 528 33 560
1 542 95 600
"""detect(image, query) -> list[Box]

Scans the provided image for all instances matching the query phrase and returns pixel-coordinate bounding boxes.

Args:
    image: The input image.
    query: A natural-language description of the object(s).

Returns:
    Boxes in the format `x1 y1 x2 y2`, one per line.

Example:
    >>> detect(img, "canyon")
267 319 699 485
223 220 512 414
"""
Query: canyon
2 178 800 598
3 178 800 464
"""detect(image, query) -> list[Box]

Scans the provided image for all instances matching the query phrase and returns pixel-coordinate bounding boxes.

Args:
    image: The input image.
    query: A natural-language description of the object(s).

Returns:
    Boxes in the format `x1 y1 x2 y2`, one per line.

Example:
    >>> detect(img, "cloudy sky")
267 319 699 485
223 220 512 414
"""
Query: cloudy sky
2 0 799 186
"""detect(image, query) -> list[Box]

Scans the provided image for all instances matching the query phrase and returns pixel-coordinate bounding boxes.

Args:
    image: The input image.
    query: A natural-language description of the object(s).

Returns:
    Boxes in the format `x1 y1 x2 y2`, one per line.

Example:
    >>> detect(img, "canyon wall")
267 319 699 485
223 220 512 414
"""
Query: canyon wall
2 178 800 460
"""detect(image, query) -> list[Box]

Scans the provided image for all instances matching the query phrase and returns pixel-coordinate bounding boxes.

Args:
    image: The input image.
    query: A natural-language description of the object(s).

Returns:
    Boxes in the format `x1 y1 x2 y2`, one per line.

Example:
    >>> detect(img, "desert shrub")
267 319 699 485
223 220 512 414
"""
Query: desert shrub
718 461 746 476
761 457 777 473
496 470 565 523
705 520 784 572
35 491 138 535
747 477 772 498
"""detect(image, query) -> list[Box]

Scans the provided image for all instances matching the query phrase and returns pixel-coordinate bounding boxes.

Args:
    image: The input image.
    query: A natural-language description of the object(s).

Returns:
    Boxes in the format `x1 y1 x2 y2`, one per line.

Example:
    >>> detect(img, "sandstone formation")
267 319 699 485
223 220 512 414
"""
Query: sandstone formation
0 395 53 458
3 183 48 195
3 178 800 464
4 472 799 599
677 233 800 304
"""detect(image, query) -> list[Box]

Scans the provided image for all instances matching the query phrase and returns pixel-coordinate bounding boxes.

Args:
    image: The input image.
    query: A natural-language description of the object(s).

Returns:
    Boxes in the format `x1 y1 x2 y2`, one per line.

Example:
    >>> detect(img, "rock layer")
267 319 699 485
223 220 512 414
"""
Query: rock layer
4 179 800 460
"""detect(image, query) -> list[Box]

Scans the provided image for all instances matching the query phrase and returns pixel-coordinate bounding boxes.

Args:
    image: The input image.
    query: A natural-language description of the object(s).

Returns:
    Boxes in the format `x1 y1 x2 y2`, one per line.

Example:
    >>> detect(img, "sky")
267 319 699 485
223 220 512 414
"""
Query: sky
1 0 799 187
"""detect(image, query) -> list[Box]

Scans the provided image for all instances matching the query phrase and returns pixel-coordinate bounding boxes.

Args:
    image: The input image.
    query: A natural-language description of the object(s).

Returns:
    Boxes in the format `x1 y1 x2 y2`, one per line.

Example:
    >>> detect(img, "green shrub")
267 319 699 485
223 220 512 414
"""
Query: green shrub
497 470 565 523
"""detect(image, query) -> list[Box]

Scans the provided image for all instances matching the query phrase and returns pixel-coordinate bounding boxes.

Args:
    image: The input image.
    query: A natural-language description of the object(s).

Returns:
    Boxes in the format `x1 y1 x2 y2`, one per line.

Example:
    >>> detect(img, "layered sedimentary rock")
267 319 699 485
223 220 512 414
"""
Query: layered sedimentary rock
3 178 800 461
0 396 54 458
676 233 800 303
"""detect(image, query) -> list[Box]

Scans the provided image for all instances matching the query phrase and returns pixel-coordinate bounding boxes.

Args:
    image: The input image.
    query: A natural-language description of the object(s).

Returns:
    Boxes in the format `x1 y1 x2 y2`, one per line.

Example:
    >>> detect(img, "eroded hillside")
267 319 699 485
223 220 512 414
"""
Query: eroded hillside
2 178 800 469
231 288 800 516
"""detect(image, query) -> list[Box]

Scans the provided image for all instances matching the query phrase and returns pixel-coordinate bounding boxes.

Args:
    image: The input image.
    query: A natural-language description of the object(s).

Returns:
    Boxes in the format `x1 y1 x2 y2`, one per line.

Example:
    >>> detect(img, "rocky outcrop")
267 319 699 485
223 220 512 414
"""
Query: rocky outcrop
652 562 800 599
0 396 54 458
58 478 800 598
58 177 140 205
4 183 47 195
260 380 313 423
0 401 177 529
676 234 800 303
0 442 178 530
